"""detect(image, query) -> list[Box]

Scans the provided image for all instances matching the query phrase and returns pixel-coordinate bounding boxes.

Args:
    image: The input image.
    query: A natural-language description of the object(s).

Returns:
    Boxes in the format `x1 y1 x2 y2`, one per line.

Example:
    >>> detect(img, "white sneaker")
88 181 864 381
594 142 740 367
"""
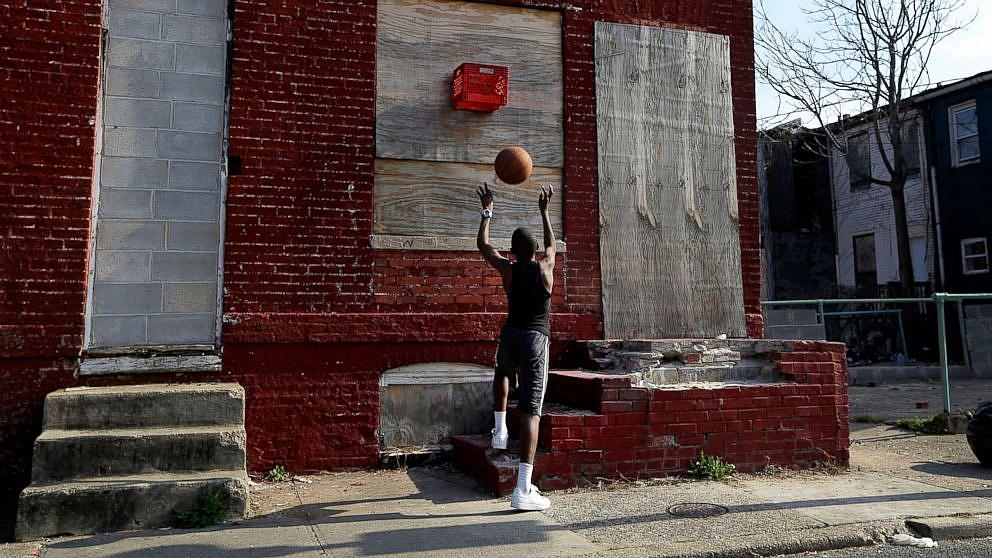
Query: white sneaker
511 484 550 511
491 428 508 450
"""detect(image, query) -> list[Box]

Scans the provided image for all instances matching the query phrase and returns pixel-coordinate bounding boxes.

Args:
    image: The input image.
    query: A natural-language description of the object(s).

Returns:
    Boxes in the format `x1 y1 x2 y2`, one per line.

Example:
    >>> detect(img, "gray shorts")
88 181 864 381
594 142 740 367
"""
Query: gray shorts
495 327 550 416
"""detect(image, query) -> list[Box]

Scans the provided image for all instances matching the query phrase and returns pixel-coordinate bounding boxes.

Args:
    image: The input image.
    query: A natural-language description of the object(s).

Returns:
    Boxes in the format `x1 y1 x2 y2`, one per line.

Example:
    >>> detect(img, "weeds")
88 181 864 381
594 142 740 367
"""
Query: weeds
895 416 946 435
852 415 885 424
173 490 227 529
266 465 291 482
687 452 736 480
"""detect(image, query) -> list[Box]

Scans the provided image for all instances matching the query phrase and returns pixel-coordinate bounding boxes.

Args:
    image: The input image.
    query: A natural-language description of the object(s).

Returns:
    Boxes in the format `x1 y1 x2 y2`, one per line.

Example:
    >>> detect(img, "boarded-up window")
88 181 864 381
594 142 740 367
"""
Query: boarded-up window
847 132 871 189
902 120 921 177
373 0 563 251
853 233 877 289
594 23 745 338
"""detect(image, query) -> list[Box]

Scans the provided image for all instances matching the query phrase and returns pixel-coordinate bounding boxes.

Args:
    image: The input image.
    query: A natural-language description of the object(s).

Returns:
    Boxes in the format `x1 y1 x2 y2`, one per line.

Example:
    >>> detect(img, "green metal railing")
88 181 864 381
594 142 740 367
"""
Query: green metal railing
762 293 992 415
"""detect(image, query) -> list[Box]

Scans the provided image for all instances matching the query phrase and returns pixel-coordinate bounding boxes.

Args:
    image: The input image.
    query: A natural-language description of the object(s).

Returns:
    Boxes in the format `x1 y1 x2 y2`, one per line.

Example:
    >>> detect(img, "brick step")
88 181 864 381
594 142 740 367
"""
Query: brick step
450 435 574 496
43 383 244 430
505 401 604 451
32 426 247 482
544 369 635 412
15 471 249 541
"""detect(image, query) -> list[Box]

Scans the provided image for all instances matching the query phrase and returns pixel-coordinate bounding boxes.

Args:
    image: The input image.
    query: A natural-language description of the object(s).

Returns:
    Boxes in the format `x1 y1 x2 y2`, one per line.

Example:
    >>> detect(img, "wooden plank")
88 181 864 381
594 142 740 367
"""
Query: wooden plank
595 23 746 339
77 355 221 376
376 0 563 166
371 234 566 252
373 158 562 241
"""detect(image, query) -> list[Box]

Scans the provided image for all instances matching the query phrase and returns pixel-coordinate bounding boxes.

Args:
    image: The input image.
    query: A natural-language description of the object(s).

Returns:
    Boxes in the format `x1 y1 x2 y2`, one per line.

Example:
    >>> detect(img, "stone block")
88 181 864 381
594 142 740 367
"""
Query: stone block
109 9 162 40
92 283 163 315
43 383 245 430
156 130 222 161
104 129 158 158
167 221 218 250
163 283 217 313
178 0 226 17
172 102 223 132
101 157 168 188
96 220 166 250
163 14 226 45
159 71 224 103
32 426 244 481
15 473 247 541
150 252 216 281
90 315 147 347
153 190 219 220
147 313 216 344
109 0 178 13
107 38 175 71
168 161 219 190
94 251 150 282
175 44 225 75
98 188 152 219
104 97 172 128
105 67 161 98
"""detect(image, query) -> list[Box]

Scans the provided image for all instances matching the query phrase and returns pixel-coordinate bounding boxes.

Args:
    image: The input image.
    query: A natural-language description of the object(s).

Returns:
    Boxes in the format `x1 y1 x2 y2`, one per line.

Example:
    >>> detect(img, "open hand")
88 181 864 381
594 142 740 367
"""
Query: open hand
538 184 554 213
476 182 494 211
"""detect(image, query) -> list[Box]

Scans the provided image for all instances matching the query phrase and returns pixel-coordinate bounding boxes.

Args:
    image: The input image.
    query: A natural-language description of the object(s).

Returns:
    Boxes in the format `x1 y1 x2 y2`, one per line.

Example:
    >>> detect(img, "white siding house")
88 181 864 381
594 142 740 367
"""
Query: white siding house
829 111 934 291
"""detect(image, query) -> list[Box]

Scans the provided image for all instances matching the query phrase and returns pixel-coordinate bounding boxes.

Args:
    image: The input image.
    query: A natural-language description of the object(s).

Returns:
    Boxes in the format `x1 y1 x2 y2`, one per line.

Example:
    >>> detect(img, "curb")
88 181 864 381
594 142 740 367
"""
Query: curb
906 513 992 541
590 522 896 558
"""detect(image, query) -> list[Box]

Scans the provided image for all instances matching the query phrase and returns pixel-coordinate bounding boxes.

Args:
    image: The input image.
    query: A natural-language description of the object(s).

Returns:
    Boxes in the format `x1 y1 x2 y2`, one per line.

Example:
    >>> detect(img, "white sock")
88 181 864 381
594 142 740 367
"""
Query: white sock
517 462 533 493
494 411 507 435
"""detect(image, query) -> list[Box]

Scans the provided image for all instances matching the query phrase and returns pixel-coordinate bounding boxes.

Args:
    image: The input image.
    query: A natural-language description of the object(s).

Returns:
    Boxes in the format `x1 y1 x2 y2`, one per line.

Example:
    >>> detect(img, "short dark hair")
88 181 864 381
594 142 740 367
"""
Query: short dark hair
511 227 537 261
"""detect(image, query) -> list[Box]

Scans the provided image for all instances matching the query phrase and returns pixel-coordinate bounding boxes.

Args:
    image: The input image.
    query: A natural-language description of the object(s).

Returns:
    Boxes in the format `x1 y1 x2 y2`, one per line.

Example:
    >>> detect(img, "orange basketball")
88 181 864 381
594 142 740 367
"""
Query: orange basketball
494 146 533 185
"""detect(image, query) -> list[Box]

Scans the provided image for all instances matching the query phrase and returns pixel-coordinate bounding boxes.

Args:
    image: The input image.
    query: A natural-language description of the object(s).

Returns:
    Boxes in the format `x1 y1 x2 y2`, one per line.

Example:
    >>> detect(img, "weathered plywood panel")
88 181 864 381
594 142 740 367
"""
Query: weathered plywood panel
376 0 563 166
595 23 746 339
374 158 562 241
380 363 494 449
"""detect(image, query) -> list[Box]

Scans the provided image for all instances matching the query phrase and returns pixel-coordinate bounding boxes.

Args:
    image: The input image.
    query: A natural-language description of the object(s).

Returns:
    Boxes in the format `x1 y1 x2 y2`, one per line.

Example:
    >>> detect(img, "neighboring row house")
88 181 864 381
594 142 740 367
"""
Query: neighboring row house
760 70 992 300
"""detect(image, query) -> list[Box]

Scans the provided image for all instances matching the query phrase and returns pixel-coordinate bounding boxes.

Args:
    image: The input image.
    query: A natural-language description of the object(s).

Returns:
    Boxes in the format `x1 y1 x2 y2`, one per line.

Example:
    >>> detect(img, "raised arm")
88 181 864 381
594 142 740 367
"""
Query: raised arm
538 185 556 291
476 183 511 277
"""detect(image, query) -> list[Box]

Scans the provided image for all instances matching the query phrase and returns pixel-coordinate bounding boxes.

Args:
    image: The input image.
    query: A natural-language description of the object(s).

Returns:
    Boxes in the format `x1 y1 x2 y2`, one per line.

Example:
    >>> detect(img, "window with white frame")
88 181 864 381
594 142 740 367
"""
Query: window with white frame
950 101 980 166
961 237 989 275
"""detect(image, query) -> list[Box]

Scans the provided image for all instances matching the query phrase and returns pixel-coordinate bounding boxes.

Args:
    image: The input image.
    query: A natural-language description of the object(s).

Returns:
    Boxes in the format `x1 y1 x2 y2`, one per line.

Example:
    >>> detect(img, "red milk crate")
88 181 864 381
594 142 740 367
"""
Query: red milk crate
451 63 509 112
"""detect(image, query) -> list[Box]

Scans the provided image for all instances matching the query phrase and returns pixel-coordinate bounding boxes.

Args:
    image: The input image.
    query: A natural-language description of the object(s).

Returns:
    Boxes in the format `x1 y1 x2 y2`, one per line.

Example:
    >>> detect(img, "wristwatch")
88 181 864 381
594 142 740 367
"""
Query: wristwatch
481 208 493 219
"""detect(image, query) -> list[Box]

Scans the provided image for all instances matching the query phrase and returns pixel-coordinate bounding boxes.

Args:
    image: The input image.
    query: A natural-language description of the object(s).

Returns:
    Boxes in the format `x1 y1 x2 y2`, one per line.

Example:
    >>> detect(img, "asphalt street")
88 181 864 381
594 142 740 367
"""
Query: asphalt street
783 536 992 557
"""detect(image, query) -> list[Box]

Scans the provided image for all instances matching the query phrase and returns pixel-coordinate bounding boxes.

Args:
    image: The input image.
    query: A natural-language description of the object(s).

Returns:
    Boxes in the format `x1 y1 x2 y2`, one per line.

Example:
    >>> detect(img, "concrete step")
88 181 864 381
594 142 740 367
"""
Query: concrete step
765 307 821 326
43 383 244 430
15 471 249 541
764 324 826 340
32 426 246 482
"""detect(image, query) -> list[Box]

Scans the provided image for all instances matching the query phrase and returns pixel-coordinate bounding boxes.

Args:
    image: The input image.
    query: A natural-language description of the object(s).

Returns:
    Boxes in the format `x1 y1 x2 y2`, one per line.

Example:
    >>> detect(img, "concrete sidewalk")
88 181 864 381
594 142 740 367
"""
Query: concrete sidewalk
3 421 990 558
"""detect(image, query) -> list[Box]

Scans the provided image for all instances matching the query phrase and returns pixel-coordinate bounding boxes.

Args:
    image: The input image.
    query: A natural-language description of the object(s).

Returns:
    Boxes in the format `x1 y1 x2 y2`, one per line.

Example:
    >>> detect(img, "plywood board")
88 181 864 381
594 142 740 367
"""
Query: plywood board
595 23 746 339
373 158 562 241
371 234 566 253
376 0 563 167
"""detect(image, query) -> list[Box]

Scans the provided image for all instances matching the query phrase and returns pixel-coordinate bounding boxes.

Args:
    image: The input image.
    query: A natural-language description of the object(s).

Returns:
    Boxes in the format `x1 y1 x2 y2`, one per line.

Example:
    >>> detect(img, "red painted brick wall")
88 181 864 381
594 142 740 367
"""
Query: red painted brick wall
0 0 102 529
0 0 765 523
223 0 761 332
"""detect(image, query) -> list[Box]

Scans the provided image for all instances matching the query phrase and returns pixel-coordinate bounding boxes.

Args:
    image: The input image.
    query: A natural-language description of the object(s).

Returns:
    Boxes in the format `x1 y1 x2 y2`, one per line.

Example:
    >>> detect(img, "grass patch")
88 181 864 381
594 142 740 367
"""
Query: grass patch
894 416 946 435
266 465 291 482
173 490 227 529
852 415 885 424
687 452 736 480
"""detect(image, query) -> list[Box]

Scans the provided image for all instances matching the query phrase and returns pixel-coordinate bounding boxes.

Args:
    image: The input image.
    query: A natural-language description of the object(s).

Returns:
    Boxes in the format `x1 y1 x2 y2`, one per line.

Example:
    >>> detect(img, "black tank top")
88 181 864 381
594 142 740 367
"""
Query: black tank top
505 259 551 336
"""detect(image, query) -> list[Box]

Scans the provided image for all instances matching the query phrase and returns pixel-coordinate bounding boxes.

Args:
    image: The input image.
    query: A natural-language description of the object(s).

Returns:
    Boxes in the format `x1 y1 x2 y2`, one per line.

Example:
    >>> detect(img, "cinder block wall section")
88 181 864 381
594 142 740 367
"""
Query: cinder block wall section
88 0 228 349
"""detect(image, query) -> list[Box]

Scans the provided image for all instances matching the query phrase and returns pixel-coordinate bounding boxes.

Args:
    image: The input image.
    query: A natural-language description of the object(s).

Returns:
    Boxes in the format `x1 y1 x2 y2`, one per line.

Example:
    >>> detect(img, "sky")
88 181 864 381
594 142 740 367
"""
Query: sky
755 0 992 126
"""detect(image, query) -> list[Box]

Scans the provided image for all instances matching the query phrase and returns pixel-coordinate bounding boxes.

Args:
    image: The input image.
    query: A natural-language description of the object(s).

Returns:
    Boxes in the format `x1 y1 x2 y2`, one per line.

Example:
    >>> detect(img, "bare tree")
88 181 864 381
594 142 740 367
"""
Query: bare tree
756 0 972 296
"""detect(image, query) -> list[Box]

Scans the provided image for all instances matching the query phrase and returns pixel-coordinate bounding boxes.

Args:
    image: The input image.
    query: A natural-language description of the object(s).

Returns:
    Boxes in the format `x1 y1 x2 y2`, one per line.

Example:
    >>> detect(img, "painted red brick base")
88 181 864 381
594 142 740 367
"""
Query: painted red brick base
452 341 849 494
